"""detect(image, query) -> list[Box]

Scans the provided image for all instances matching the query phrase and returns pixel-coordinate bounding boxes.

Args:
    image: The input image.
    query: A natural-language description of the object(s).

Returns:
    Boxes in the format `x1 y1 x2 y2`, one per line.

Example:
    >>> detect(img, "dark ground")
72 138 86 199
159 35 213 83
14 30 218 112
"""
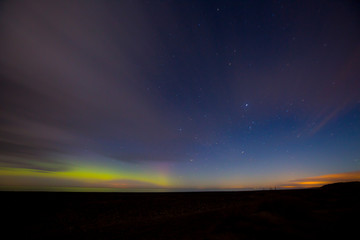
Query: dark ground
2 182 360 240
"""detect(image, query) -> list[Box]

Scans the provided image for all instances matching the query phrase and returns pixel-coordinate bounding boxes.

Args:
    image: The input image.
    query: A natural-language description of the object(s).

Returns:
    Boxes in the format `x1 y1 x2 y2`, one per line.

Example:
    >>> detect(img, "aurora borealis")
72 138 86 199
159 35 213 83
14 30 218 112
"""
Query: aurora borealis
1 0 360 191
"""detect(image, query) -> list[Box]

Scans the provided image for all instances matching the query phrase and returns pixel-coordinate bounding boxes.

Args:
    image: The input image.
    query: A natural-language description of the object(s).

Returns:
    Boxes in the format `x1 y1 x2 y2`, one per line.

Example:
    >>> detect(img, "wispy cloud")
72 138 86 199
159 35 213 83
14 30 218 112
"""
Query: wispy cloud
0 0 187 167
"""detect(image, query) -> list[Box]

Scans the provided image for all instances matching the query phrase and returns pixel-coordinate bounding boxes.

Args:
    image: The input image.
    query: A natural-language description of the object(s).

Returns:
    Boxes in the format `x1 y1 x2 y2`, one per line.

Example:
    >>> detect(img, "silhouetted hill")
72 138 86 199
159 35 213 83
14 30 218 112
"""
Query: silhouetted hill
321 181 360 192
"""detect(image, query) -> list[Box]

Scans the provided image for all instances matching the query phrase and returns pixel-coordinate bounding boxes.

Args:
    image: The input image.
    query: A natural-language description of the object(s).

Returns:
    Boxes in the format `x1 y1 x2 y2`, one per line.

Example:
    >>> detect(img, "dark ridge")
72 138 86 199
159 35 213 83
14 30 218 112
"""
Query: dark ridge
321 181 360 191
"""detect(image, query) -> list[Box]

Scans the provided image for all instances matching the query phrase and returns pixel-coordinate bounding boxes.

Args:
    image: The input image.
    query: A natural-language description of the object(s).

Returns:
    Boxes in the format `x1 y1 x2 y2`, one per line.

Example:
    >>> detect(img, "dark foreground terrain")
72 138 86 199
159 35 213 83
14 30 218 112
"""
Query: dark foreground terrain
3 182 360 240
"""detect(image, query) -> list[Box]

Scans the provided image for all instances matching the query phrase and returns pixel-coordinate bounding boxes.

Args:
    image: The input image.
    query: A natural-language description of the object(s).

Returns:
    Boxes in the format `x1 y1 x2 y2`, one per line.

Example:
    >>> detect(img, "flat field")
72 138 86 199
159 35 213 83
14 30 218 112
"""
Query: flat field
2 183 359 239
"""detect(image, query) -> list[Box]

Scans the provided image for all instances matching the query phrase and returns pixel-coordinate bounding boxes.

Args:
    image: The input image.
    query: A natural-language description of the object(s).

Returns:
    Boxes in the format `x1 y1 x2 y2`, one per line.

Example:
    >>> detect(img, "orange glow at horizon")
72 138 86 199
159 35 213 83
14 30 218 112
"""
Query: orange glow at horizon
283 170 360 188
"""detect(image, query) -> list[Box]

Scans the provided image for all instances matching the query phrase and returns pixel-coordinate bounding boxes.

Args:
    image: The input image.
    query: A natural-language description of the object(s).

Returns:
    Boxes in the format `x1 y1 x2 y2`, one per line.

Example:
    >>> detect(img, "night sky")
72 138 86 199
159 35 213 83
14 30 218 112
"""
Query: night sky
1 0 360 191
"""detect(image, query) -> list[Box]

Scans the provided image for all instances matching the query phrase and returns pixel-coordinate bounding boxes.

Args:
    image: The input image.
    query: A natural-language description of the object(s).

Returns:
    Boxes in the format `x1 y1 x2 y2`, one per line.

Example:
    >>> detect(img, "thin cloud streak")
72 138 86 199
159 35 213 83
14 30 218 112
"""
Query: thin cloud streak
281 170 360 188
